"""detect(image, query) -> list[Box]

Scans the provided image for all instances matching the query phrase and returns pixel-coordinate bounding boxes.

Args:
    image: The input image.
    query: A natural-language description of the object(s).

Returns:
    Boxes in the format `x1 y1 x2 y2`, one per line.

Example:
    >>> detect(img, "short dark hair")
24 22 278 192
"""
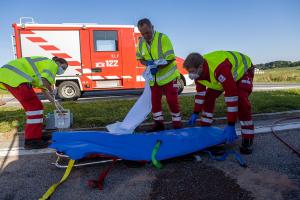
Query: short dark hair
52 57 68 67
183 53 204 69
137 18 152 28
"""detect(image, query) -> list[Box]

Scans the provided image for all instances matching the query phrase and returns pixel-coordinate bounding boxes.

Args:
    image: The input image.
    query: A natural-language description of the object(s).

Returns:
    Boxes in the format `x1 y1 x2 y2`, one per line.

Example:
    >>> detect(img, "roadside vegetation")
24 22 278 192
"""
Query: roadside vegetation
1 89 300 134
254 66 300 83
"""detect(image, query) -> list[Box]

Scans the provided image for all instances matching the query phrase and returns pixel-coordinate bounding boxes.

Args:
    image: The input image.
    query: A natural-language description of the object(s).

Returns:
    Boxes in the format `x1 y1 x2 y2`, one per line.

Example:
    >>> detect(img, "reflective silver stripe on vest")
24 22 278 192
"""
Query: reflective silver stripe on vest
156 66 177 81
163 50 174 58
239 53 248 74
157 33 163 59
227 51 238 80
42 69 55 81
25 57 46 85
31 57 49 62
1 64 33 82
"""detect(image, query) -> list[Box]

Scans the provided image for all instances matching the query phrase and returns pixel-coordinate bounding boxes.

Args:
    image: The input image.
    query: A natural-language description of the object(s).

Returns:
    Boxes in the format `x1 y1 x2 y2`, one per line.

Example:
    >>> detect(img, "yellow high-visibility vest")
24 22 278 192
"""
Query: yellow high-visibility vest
199 50 252 91
136 31 180 86
0 56 58 90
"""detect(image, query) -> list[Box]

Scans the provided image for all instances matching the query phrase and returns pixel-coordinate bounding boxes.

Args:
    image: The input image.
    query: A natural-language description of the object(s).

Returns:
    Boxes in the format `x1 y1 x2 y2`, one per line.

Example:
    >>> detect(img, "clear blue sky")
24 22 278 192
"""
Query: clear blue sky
0 0 299 64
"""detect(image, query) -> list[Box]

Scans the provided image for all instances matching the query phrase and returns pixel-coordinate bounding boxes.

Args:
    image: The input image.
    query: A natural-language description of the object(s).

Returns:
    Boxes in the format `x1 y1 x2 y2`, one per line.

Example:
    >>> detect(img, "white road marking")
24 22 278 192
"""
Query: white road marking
0 147 55 157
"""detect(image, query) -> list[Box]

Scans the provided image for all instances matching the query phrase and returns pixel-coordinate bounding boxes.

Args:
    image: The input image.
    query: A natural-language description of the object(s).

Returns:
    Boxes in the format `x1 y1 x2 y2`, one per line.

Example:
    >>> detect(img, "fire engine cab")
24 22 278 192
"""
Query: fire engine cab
12 17 192 100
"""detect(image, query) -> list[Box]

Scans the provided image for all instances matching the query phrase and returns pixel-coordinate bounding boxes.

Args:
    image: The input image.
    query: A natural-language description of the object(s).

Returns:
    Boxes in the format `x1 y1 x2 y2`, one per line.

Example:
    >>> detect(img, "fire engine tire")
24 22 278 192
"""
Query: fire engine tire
177 78 185 95
58 81 81 101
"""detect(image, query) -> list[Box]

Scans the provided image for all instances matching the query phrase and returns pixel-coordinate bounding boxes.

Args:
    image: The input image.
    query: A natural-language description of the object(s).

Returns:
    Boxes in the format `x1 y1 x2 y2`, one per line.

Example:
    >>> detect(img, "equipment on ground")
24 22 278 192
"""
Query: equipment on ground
40 127 246 200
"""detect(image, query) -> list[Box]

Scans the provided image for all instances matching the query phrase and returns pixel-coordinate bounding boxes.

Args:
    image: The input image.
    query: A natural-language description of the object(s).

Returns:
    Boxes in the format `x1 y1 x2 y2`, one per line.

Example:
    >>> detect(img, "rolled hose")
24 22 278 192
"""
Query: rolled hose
271 117 300 157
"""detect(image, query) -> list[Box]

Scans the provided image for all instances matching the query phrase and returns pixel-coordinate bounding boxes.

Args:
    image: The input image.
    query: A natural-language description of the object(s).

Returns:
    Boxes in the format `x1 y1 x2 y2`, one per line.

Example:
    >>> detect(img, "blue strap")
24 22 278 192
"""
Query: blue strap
204 150 247 168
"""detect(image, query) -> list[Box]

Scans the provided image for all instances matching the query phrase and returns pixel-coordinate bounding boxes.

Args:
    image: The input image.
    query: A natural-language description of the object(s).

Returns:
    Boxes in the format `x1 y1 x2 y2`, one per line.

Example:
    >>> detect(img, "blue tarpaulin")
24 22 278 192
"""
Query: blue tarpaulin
50 127 227 161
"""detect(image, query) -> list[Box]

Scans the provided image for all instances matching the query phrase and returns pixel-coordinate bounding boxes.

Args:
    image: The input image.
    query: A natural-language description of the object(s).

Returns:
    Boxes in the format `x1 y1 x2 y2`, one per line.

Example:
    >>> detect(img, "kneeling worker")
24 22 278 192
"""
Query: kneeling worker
0 56 68 149
184 51 255 154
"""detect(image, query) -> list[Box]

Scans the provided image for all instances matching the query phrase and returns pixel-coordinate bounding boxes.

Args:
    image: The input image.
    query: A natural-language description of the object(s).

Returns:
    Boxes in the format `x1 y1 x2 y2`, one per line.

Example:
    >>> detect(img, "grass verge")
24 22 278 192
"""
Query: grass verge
254 66 300 83
1 89 300 133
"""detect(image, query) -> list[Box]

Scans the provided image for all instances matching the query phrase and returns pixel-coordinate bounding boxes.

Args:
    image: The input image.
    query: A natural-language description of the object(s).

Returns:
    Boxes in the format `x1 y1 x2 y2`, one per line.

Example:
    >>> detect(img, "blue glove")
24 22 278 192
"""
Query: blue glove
224 125 237 143
150 67 158 75
146 60 155 66
188 113 198 126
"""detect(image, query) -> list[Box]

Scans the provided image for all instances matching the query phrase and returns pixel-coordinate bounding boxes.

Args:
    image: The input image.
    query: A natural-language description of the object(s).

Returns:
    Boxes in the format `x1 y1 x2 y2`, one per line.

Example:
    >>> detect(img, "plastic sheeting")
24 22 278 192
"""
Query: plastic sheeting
106 67 154 134
50 127 226 161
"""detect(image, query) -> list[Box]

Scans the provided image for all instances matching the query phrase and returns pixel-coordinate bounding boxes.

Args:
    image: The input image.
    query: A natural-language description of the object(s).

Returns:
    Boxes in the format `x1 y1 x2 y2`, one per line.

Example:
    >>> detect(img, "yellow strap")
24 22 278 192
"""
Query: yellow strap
39 159 75 200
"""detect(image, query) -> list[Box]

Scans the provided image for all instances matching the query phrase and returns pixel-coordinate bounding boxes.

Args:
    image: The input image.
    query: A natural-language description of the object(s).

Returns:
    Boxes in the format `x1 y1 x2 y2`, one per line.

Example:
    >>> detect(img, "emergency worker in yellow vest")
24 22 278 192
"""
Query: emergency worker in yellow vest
184 51 255 154
0 56 68 149
136 18 182 131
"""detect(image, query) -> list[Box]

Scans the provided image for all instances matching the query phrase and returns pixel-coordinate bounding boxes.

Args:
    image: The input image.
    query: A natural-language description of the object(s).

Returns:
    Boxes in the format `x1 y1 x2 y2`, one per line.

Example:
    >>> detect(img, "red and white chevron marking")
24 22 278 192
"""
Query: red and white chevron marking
22 30 81 72
21 31 139 81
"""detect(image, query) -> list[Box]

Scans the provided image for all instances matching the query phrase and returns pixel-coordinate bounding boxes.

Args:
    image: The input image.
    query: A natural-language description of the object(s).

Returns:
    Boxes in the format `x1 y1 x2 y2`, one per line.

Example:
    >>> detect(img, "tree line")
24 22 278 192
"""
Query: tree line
255 61 300 69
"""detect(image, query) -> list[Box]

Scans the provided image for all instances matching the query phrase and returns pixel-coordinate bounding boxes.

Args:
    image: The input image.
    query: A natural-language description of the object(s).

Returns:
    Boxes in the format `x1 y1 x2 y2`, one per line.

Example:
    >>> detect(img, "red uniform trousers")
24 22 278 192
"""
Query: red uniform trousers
199 68 255 139
151 79 182 128
5 83 44 140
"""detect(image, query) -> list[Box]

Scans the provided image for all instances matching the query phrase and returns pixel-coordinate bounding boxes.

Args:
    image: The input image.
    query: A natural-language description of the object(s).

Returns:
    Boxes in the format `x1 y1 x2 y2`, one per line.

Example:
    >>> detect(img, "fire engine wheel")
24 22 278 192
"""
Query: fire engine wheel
177 78 185 95
58 81 81 101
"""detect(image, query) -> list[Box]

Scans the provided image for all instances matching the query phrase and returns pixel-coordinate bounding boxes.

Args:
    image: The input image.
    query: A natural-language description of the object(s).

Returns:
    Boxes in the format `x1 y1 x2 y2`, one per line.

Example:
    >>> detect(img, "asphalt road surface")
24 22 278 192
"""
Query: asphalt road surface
0 129 299 200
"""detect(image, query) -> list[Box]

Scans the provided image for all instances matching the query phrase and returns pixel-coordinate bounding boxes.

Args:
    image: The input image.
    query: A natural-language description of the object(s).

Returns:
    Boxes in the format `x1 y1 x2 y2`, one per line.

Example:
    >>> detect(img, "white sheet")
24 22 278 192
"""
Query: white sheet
106 67 153 134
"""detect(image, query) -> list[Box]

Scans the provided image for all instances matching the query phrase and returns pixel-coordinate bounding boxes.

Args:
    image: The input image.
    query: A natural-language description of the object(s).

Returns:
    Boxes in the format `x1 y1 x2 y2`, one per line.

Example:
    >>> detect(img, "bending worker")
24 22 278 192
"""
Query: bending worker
136 18 182 131
184 50 255 154
0 56 68 149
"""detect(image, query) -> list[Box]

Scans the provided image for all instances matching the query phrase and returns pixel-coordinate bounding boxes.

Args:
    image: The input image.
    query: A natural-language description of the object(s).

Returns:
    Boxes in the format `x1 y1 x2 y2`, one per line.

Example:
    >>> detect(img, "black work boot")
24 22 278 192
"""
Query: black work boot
41 132 52 141
147 122 165 132
24 139 49 150
240 138 253 155
206 144 226 156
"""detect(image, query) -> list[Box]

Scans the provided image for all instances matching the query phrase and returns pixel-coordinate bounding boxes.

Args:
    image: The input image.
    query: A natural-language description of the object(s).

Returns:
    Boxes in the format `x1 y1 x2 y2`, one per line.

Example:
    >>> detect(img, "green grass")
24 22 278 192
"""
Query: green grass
254 66 300 83
1 89 300 134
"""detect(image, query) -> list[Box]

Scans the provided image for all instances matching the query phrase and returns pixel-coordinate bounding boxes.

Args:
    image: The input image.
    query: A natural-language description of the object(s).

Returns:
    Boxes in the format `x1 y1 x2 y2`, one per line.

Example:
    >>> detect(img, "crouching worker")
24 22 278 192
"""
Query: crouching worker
0 56 68 149
184 51 255 154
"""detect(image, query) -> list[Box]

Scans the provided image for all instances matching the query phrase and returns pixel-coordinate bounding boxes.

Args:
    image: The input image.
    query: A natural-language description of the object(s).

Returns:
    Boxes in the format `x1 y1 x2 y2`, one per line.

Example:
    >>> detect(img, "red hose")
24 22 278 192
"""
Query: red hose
271 117 300 157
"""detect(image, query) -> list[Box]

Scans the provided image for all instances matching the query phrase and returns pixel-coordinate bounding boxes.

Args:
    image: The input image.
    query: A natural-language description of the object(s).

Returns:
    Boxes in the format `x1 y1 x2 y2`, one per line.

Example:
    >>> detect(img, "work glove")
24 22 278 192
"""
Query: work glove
150 66 158 75
188 113 198 126
224 125 238 144
146 60 155 66
154 59 168 66
146 60 158 75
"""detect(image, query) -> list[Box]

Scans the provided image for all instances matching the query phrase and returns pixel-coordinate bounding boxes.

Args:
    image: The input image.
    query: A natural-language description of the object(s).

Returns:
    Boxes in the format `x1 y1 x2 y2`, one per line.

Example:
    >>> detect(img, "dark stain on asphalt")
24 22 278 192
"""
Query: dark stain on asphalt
149 161 254 200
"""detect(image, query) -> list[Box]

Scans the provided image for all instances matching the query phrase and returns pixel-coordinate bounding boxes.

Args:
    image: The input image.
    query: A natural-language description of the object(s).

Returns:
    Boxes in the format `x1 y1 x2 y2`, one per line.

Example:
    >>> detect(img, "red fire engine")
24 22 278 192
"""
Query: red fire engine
12 17 192 100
